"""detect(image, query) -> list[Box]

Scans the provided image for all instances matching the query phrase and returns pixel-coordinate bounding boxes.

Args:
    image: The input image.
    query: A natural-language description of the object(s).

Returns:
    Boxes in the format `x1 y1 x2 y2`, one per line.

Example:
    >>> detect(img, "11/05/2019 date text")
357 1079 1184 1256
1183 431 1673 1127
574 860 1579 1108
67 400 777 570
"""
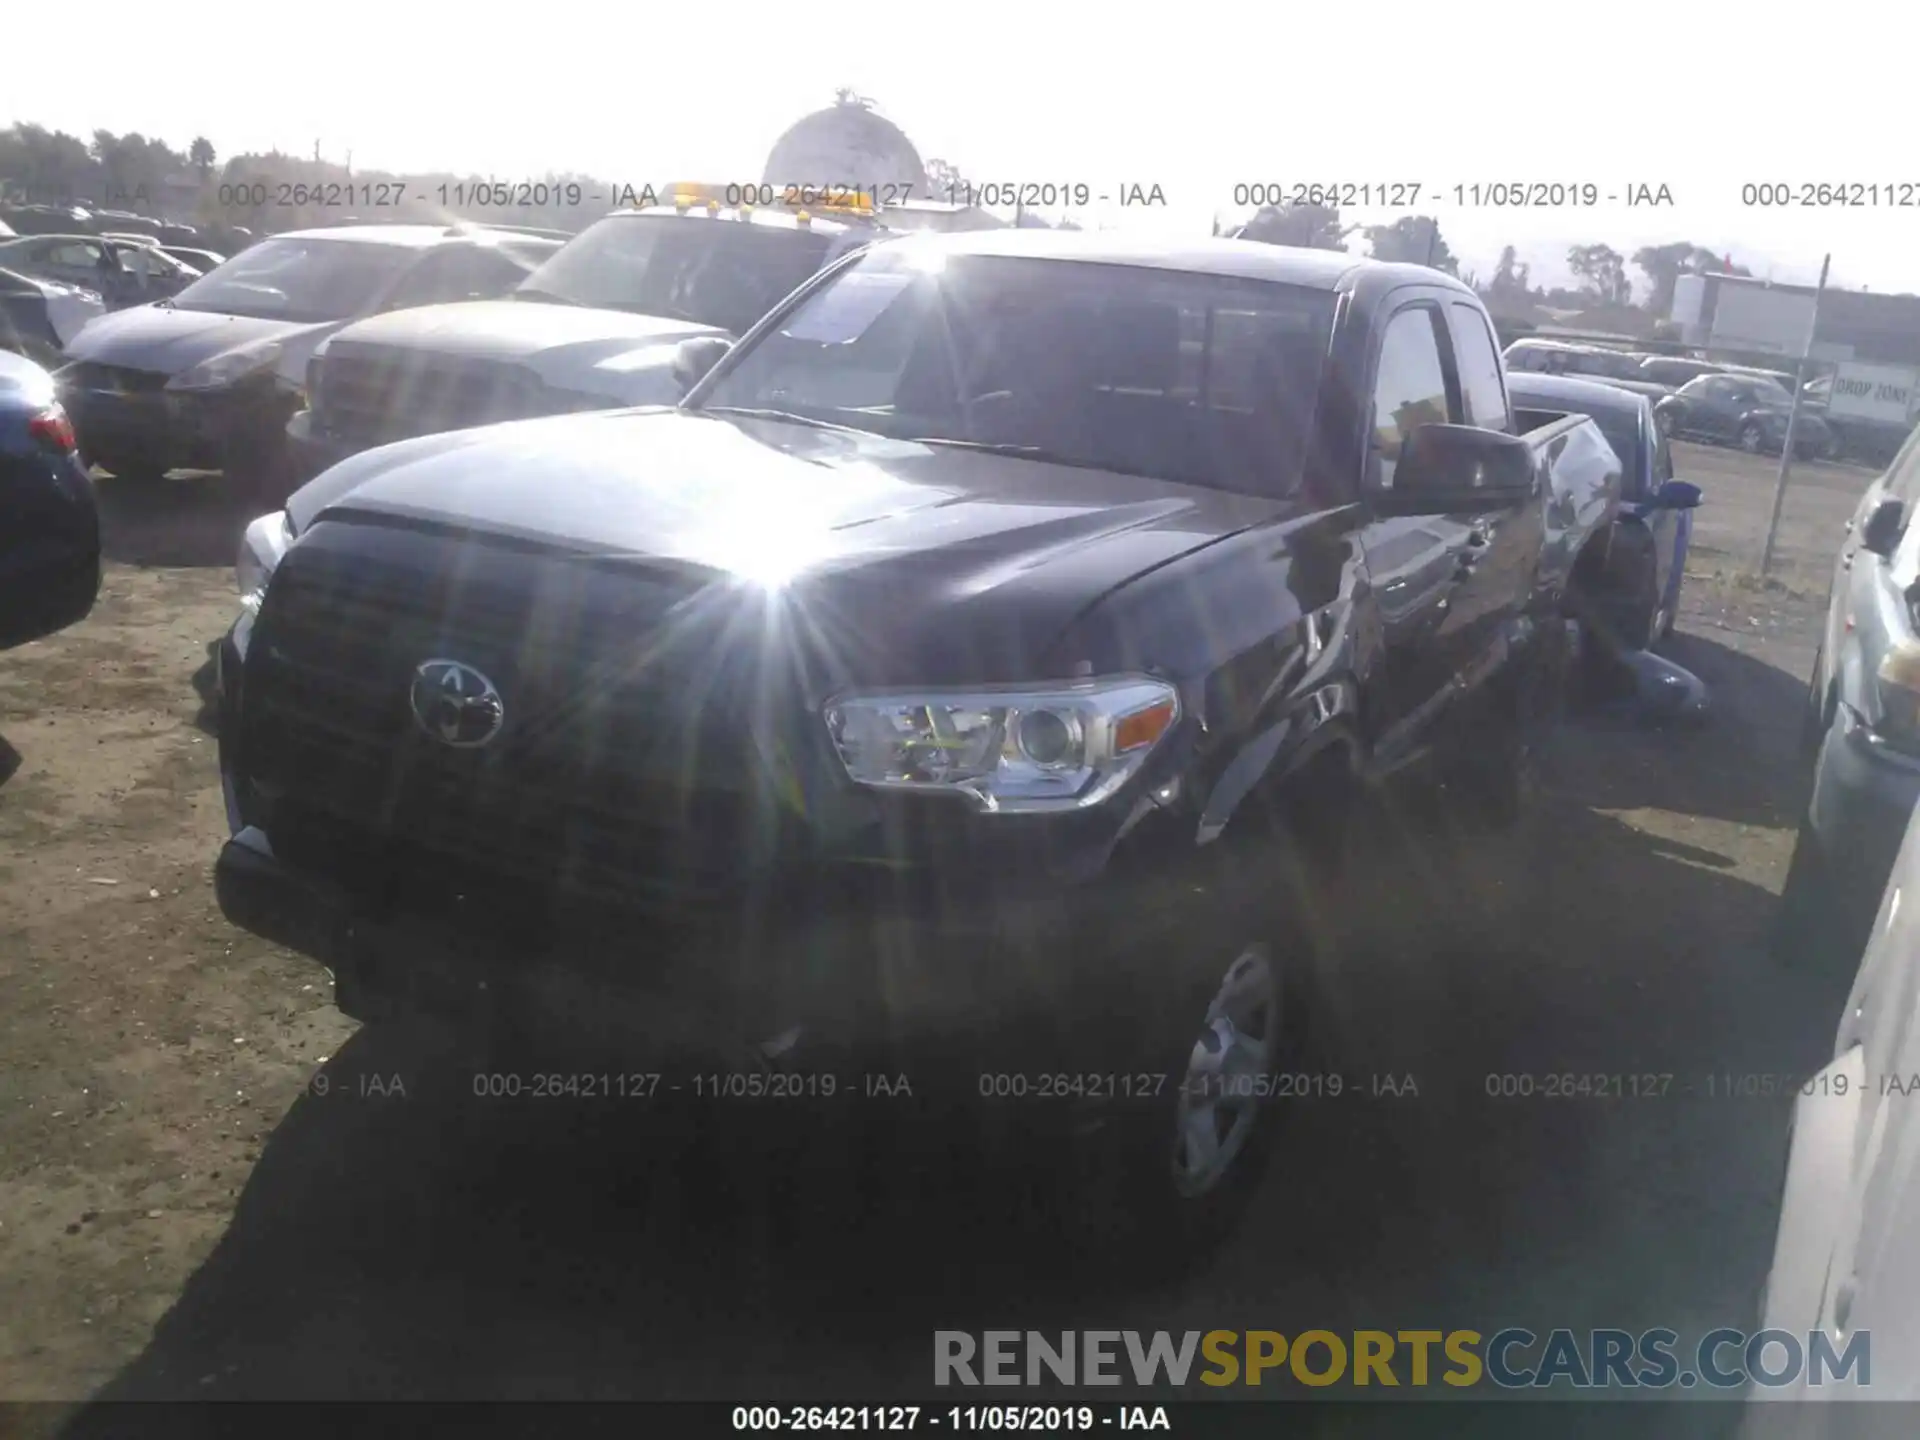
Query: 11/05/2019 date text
730 1405 1140 1430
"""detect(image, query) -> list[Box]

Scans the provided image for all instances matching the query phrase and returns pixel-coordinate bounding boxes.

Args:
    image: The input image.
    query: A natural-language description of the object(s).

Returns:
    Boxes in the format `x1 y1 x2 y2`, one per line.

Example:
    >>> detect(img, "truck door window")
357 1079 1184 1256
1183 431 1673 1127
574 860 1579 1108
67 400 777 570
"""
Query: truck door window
1446 303 1512 433
1371 305 1457 487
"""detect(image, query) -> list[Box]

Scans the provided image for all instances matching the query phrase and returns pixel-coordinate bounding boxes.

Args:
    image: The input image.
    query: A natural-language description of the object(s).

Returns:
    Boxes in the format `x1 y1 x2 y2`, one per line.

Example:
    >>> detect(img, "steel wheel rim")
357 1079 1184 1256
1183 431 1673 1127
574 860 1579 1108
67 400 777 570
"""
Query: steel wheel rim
1169 944 1277 1199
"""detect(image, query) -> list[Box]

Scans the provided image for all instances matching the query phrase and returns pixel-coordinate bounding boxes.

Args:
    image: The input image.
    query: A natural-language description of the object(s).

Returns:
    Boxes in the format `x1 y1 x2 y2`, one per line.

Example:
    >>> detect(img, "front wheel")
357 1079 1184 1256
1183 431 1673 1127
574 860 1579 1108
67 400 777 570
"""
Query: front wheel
1063 927 1315 1272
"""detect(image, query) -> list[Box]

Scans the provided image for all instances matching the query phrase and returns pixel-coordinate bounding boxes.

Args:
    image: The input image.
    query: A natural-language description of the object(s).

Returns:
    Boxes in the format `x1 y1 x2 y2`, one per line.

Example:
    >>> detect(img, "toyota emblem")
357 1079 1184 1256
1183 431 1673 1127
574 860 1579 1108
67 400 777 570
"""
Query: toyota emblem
409 659 505 748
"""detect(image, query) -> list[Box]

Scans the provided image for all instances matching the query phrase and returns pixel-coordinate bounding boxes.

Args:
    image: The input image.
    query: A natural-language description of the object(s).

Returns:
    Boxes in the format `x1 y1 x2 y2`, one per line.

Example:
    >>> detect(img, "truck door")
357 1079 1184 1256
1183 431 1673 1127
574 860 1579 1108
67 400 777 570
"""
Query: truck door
1355 298 1474 752
1438 299 1541 685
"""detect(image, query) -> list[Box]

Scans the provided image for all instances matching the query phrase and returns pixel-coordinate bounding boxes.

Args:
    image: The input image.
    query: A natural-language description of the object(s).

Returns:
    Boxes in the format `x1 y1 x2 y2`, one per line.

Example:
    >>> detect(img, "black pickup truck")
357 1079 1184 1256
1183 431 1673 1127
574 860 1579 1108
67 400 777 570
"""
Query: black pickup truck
214 232 1613 1250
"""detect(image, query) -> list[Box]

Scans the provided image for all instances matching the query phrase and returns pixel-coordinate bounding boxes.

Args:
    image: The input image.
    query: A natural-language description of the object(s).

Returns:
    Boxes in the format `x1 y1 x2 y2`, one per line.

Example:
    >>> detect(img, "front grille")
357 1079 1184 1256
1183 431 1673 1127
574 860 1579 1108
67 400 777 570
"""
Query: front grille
314 345 559 446
239 533 797 909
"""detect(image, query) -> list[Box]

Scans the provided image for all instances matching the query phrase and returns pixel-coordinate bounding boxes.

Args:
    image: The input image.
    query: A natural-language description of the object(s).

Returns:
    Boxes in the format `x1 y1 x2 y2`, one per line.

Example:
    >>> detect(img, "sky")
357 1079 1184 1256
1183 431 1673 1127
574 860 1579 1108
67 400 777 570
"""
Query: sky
11 0 1920 296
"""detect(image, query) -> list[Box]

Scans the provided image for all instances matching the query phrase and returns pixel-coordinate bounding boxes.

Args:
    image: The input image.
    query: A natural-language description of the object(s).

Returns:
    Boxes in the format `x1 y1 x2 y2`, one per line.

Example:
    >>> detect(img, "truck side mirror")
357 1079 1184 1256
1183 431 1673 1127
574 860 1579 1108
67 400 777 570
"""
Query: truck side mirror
1380 424 1537 516
1861 496 1907 558
1654 480 1702 510
673 337 733 396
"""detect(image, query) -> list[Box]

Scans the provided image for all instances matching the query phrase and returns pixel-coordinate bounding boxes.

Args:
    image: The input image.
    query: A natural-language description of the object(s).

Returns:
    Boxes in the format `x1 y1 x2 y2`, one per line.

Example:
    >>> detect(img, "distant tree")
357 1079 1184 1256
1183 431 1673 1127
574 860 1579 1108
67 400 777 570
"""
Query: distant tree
922 157 969 204
1568 243 1632 305
1633 241 1753 312
1364 215 1457 274
189 136 216 178
1237 201 1353 251
1631 241 1695 314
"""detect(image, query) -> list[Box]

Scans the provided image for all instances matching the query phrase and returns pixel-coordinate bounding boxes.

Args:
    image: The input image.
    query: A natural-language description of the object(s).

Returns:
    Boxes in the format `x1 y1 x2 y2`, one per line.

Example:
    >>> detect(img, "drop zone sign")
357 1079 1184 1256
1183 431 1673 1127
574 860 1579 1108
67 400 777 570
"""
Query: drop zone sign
1829 362 1920 426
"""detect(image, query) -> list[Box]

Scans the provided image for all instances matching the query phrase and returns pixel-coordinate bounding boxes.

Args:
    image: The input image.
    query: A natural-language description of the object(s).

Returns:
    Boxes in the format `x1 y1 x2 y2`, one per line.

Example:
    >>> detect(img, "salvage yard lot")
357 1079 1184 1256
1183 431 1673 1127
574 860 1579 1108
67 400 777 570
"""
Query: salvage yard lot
0 445 1882 1424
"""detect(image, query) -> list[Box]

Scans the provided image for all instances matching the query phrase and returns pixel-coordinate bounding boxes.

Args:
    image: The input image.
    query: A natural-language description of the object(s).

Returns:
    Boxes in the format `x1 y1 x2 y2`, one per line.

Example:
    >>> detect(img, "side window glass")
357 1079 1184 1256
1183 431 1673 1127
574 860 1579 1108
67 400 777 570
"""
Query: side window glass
1372 305 1455 487
1446 302 1511 433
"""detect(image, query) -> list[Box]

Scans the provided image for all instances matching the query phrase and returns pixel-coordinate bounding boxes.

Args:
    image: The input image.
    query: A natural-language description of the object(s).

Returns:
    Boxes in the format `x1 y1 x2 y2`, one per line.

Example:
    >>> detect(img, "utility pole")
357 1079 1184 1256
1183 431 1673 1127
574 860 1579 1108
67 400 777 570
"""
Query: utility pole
1759 253 1832 577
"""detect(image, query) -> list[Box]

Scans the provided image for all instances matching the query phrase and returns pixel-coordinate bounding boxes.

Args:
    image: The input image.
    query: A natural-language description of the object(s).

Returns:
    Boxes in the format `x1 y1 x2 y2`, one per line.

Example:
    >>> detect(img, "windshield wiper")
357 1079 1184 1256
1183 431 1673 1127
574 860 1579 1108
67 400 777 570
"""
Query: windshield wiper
512 287 581 307
904 436 1113 471
699 405 872 435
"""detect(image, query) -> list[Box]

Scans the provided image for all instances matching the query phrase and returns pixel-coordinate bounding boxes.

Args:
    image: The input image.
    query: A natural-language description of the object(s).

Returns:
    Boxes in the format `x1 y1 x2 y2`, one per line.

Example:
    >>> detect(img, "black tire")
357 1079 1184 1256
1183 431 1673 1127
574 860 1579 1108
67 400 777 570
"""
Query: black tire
1655 407 1675 438
1738 421 1765 454
1606 553 1660 654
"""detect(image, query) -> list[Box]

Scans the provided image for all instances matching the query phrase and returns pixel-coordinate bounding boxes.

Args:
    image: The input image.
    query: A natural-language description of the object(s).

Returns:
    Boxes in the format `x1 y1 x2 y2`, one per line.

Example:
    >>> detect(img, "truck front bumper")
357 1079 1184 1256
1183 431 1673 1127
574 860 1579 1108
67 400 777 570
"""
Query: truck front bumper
212 617 1231 1080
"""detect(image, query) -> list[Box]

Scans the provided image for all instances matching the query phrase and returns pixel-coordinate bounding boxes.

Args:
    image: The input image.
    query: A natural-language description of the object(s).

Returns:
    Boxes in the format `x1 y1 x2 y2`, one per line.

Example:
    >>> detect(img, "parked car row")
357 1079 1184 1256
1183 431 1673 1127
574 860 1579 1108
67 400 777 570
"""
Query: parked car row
53 222 562 498
0 232 201 308
1504 338 1837 460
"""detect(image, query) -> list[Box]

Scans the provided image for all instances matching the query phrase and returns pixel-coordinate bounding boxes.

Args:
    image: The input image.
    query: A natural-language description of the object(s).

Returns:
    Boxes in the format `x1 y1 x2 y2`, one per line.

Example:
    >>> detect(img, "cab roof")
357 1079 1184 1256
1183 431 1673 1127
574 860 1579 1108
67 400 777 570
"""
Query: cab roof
890 228 1472 294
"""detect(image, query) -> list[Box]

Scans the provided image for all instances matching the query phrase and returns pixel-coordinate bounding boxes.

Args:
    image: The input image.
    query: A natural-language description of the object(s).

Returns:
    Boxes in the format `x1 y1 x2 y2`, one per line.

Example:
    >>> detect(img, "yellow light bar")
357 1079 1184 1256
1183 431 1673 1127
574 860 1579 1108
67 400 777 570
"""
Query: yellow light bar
660 182 879 221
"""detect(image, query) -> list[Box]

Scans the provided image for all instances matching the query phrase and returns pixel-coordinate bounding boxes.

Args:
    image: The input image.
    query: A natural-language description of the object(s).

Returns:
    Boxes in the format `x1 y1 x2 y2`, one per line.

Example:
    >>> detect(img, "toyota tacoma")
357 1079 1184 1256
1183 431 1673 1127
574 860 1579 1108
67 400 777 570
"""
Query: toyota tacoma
215 231 1606 1246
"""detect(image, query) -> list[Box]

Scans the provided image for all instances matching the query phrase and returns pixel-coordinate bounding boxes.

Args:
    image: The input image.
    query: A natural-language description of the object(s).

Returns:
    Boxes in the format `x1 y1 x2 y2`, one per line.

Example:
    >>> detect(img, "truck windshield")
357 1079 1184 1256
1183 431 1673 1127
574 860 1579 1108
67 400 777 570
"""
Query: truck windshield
168 237 415 323
698 248 1337 499
515 213 834 335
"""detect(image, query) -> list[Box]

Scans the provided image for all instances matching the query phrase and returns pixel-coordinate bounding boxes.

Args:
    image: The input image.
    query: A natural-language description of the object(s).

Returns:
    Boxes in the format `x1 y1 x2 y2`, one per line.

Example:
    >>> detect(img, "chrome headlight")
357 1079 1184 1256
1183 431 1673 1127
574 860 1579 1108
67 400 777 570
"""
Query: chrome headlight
824 675 1180 814
168 339 284 392
236 510 293 616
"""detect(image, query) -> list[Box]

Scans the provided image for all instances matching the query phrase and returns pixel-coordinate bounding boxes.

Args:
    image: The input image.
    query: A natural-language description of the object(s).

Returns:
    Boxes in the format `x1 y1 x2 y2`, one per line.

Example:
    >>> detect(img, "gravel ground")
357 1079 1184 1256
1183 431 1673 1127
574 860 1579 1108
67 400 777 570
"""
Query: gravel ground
0 446 1882 1431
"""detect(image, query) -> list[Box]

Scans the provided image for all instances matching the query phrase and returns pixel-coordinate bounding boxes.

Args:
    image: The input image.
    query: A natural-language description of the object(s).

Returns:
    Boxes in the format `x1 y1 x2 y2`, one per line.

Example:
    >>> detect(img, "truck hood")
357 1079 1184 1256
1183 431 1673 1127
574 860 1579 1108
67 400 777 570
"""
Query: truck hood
288 408 1285 686
321 300 731 404
62 302 331 380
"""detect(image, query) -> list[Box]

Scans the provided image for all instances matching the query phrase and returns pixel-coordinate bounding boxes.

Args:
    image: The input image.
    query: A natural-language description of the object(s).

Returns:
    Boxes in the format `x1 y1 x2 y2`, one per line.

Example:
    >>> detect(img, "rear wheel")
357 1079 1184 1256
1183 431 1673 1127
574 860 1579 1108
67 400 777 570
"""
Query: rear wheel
1738 421 1766 453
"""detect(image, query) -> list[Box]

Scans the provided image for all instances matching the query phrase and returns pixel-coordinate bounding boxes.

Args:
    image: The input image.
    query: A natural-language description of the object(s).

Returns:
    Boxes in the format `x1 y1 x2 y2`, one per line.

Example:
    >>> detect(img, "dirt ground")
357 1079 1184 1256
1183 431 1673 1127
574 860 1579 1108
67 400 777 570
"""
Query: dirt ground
0 445 1881 1429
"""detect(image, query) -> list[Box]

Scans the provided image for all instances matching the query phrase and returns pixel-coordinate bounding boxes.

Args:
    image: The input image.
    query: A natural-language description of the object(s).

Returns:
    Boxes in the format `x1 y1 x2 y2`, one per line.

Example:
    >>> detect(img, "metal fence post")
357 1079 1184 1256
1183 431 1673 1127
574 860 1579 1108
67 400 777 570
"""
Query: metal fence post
1759 253 1832 577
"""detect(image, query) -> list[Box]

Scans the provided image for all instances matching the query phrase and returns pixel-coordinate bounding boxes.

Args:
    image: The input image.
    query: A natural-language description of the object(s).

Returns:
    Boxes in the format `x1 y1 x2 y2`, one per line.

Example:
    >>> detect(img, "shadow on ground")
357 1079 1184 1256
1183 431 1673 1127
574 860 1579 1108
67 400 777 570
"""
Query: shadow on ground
58 760 1841 1422
1547 630 1812 830
96 473 257 570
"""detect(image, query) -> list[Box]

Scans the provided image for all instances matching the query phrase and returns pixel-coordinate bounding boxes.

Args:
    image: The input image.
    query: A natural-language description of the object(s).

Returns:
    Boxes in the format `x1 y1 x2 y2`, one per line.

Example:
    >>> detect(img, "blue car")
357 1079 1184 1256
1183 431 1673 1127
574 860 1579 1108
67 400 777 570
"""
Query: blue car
0 349 100 650
1509 372 1701 648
